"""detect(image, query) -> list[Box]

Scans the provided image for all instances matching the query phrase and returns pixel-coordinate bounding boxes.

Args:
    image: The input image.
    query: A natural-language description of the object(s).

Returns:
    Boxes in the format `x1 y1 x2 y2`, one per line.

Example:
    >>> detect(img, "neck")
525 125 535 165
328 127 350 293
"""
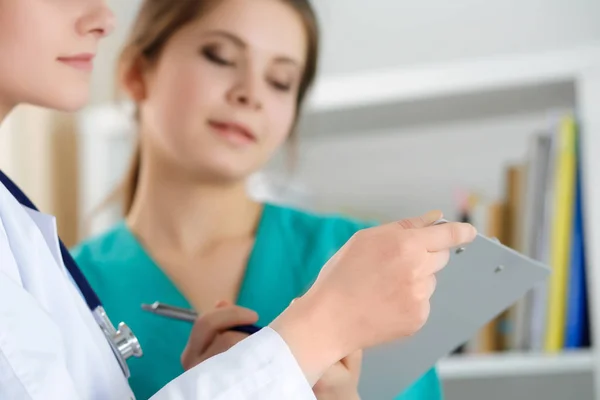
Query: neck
0 98 15 127
126 155 262 256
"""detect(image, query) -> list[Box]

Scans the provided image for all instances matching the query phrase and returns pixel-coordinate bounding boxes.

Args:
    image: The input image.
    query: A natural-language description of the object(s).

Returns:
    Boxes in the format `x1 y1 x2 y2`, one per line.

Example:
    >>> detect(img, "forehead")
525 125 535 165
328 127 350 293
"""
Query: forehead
187 0 308 64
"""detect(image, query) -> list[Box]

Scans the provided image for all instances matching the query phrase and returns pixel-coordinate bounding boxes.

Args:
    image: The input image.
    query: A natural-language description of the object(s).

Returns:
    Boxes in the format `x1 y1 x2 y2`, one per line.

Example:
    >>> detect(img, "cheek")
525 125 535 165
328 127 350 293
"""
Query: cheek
0 15 88 110
142 60 229 161
266 99 297 148
0 28 31 98
149 61 223 133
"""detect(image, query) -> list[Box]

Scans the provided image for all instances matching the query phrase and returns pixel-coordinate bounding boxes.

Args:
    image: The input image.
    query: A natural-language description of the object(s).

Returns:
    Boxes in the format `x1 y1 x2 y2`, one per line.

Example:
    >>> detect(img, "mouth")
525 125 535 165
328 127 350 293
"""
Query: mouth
57 53 95 72
208 120 257 146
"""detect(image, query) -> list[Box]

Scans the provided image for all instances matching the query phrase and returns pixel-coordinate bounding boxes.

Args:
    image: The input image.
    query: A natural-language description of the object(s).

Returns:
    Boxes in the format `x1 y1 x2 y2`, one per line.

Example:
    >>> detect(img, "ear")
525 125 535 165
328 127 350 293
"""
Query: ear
119 57 149 102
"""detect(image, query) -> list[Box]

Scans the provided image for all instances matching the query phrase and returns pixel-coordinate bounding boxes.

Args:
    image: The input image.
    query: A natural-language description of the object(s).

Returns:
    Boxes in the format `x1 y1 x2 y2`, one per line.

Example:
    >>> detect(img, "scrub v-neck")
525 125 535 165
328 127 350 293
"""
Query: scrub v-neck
120 202 276 317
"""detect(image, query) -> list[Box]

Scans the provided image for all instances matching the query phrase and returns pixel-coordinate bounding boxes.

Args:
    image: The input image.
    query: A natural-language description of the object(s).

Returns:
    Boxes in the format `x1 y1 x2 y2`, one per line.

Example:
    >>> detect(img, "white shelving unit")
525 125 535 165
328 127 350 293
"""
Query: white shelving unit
305 45 600 113
77 44 600 399
438 350 594 380
298 44 600 399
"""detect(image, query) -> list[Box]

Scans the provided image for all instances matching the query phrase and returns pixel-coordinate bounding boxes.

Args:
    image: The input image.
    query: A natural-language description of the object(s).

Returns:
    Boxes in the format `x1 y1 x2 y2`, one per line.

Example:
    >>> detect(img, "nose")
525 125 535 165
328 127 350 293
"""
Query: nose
227 71 263 111
77 0 116 38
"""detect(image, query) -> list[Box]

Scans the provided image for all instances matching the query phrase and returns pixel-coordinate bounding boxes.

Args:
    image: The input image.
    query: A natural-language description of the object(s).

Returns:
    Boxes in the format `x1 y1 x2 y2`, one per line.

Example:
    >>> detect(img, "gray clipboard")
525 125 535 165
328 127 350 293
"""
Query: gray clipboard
357 230 551 399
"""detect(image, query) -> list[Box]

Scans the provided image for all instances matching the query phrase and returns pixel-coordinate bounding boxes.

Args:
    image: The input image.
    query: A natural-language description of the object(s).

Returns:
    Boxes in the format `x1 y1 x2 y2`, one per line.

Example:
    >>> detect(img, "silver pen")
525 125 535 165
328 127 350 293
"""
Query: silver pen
141 301 262 335
141 301 198 322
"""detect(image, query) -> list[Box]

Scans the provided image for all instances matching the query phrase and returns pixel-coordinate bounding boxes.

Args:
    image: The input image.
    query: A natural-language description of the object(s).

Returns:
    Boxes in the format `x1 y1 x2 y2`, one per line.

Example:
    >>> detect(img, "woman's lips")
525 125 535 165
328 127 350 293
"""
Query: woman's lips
57 53 95 72
208 120 257 146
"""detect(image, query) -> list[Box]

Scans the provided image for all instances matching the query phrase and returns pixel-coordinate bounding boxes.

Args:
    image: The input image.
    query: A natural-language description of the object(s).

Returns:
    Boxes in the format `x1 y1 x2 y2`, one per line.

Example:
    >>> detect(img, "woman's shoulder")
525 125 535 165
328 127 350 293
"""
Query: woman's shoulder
397 368 443 399
266 202 377 246
70 221 137 279
263 203 379 279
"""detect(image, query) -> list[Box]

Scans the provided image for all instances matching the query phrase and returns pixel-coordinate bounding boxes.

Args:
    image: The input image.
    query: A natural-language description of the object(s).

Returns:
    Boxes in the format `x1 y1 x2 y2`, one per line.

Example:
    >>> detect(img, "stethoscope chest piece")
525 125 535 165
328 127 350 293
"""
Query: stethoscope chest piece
94 307 143 378
114 322 143 362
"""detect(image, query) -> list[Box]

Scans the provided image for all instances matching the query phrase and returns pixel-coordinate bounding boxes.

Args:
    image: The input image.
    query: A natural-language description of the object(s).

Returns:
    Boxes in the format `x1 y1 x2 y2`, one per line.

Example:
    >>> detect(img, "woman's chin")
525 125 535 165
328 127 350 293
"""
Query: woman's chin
190 160 258 185
49 92 89 113
29 85 90 113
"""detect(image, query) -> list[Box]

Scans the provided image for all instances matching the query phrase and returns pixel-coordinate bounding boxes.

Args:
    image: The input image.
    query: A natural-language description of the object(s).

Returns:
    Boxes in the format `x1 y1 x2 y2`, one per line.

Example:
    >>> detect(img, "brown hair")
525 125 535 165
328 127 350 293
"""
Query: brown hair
116 0 320 215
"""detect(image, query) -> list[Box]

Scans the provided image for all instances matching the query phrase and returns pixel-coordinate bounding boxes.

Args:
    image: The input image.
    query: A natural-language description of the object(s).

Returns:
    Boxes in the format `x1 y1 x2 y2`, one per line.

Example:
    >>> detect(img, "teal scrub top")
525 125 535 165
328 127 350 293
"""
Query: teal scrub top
71 203 442 400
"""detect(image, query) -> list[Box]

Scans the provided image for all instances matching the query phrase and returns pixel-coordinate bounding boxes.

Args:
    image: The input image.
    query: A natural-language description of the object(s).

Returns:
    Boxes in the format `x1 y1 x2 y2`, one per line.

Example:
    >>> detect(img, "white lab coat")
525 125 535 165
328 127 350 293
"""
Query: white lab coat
0 181 315 399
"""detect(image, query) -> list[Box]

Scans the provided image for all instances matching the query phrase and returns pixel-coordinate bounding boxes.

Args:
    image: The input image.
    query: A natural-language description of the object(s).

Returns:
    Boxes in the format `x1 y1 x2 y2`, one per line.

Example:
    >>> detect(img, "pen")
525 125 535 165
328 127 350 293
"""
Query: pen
141 302 262 335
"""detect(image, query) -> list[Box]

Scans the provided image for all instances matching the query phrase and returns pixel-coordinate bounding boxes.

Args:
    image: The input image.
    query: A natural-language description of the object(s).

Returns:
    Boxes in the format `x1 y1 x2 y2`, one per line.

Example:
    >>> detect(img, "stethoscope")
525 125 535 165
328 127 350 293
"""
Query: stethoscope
0 171 142 378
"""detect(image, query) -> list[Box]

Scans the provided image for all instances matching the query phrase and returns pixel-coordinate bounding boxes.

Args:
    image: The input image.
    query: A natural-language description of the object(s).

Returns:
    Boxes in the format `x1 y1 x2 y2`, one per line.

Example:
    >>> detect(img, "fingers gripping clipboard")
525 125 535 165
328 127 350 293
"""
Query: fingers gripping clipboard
357 224 551 399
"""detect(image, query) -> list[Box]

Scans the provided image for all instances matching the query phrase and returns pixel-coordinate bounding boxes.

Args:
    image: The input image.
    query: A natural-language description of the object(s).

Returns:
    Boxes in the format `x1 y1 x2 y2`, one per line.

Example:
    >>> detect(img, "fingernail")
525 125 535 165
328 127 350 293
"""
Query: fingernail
464 223 477 236
215 300 229 308
421 210 443 224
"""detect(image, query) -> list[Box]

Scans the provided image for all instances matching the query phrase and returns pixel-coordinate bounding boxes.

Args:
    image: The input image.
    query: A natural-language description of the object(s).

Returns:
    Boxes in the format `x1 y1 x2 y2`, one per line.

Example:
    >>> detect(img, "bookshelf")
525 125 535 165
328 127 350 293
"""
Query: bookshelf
304 45 600 113
299 44 600 399
76 44 600 399
438 349 593 380
577 67 600 400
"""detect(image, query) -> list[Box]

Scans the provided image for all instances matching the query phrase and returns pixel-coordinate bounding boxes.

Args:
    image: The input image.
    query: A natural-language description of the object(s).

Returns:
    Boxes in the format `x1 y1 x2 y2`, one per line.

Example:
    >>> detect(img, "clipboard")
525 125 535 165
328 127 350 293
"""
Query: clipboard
357 230 551 399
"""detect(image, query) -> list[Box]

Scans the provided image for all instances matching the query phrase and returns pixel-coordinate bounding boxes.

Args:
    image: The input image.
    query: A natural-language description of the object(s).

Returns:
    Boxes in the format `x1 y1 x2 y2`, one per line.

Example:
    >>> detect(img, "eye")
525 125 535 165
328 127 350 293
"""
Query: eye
269 79 292 92
268 66 298 93
201 45 235 67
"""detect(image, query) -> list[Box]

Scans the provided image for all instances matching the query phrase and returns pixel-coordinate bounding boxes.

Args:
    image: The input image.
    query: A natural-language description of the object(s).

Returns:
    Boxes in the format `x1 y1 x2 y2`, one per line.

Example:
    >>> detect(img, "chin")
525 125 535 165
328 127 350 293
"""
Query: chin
30 82 90 113
50 90 89 112
194 158 257 184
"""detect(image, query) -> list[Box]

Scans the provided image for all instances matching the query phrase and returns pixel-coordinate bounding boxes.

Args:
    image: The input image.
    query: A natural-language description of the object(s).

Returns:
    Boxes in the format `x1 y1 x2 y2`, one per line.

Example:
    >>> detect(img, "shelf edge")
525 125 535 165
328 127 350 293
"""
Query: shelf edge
306 45 600 113
438 350 594 380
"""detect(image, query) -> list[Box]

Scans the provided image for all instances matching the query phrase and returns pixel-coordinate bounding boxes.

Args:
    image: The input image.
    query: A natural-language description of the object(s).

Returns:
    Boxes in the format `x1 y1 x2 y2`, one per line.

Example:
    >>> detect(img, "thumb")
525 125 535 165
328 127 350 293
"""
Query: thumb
215 300 231 308
186 305 259 356
341 350 363 380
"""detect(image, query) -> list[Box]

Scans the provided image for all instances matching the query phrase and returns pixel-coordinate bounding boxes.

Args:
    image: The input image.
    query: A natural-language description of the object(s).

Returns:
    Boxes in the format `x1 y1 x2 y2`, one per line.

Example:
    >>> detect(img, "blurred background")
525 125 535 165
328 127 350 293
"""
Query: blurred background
2 0 600 399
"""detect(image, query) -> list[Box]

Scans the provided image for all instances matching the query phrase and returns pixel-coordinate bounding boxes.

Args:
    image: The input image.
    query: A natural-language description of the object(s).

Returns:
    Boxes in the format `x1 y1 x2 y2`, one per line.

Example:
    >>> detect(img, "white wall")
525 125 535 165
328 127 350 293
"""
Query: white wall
313 0 600 76
272 105 573 221
90 0 600 102
90 0 142 103
0 106 58 212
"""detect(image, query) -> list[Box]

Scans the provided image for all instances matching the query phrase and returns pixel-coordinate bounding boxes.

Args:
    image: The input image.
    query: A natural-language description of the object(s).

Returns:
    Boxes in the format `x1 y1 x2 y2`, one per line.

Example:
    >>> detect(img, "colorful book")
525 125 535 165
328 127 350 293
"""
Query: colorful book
564 121 589 349
544 115 578 352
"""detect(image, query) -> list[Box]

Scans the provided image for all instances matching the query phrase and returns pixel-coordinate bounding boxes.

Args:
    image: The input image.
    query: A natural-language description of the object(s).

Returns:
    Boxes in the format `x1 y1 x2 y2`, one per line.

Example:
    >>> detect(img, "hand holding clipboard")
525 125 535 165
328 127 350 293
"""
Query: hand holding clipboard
358 218 551 398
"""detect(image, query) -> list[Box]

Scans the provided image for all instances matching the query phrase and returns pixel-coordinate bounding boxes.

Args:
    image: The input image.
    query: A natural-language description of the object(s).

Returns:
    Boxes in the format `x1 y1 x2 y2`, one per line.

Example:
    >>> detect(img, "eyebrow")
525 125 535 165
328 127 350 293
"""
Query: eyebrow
203 29 301 66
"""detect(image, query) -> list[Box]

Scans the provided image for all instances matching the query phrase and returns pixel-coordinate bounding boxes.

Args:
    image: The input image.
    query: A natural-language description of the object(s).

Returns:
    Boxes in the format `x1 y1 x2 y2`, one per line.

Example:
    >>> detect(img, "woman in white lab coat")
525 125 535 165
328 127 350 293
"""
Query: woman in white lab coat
0 0 477 399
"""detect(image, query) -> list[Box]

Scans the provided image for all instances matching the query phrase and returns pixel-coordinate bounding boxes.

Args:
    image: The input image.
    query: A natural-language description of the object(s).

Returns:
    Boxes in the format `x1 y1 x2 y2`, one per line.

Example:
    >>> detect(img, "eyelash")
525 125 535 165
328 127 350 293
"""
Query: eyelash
201 46 292 93
269 80 291 92
202 47 234 66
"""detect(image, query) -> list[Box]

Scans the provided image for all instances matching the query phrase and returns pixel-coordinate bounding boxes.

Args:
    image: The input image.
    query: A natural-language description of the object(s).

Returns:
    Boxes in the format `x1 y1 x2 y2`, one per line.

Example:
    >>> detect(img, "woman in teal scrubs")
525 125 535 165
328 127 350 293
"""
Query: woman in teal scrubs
72 0 443 399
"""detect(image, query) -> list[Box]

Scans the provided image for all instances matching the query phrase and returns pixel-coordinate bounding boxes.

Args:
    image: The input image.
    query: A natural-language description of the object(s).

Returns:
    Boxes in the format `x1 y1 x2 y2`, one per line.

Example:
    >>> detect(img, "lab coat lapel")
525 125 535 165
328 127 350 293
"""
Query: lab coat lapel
0 182 81 397
21 206 65 274
0 182 134 399
18 206 88 299
0 191 64 311
0 215 22 286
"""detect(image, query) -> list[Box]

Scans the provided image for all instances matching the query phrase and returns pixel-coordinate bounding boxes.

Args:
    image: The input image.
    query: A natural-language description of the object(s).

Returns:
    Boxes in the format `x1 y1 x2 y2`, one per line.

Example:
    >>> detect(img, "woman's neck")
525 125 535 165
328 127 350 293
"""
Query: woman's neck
126 157 263 257
0 99 15 126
